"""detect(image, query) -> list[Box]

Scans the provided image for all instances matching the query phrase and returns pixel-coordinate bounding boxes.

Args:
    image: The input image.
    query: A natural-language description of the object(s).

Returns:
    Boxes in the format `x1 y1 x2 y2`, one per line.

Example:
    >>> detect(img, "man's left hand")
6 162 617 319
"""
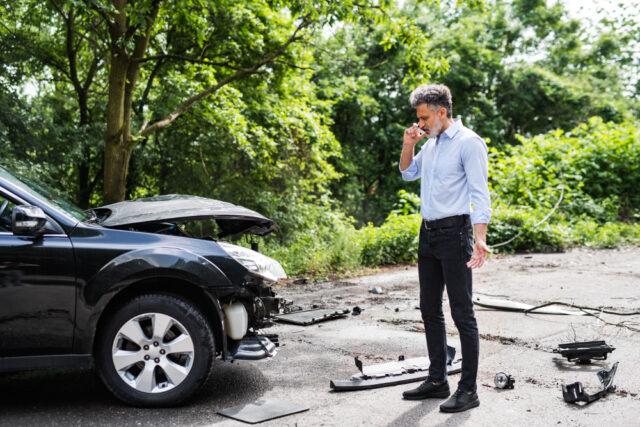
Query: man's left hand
467 239 492 269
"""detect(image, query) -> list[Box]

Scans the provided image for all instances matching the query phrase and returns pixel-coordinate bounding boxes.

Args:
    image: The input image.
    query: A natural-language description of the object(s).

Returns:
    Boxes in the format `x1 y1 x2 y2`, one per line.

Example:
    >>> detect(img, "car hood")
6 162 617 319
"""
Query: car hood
92 194 276 237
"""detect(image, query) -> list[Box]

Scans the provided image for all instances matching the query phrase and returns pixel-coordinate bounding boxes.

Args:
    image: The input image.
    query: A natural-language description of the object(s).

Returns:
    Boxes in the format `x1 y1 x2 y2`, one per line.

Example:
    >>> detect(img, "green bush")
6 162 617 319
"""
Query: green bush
262 203 362 276
358 212 421 266
490 117 640 222
487 206 569 253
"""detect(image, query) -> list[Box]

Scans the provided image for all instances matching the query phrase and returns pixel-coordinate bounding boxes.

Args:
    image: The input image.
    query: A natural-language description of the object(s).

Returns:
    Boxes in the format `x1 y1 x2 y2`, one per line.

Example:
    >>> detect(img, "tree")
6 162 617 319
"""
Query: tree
0 0 387 204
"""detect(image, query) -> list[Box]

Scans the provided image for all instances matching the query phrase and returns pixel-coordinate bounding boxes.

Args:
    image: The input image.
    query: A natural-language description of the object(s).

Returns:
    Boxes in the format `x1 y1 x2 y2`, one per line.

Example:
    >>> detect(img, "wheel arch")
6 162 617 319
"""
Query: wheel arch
91 277 228 360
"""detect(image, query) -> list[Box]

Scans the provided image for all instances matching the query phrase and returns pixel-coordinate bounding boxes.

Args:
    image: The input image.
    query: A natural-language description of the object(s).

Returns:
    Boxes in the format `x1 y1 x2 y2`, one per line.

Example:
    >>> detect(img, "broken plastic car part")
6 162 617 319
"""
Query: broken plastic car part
494 372 515 389
330 345 461 391
553 341 615 364
274 308 350 325
562 362 619 405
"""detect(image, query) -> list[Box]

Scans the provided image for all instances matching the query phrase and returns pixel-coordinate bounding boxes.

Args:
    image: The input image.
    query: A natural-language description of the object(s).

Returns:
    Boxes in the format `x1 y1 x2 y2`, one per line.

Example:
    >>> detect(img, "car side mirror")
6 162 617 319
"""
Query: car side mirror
12 205 48 236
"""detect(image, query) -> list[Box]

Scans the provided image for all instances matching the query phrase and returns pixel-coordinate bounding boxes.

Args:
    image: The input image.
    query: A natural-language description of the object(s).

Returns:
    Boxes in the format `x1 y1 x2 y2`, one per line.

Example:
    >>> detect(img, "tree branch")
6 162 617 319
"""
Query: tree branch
136 57 164 115
83 55 101 93
137 15 313 138
274 59 314 70
137 54 245 70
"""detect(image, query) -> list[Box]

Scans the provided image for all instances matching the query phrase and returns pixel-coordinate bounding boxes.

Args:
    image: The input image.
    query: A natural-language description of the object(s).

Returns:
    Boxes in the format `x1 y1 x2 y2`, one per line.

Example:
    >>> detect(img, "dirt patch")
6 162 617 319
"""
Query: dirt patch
480 333 551 352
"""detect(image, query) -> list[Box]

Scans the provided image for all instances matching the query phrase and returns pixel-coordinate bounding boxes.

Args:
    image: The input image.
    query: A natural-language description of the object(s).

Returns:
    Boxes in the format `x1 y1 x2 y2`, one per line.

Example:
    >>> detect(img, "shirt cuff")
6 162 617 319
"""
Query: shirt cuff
471 208 492 225
399 161 419 181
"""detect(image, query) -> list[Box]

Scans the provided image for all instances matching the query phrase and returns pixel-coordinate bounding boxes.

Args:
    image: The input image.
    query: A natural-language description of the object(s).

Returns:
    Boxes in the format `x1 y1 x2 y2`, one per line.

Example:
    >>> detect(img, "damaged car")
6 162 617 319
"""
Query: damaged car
0 165 287 406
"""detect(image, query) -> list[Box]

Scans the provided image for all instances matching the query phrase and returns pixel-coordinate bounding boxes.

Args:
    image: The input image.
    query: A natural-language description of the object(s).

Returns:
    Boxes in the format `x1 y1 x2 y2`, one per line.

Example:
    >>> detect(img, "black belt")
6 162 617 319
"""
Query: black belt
423 214 469 230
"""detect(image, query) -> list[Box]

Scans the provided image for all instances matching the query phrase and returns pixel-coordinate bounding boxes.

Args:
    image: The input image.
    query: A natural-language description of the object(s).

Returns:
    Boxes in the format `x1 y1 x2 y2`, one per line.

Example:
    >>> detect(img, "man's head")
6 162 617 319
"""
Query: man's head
409 84 452 138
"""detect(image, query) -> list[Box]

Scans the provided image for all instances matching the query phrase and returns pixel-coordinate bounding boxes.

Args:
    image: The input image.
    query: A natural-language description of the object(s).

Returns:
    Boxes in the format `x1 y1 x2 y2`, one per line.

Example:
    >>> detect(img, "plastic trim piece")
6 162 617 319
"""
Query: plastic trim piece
562 362 619 405
330 346 462 392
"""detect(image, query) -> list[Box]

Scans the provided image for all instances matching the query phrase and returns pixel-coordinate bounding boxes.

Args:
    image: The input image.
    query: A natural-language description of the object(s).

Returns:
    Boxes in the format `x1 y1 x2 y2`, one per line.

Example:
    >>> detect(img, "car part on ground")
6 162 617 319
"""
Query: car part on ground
330 346 461 391
217 399 309 424
562 362 619 405
473 296 586 315
553 341 615 364
228 335 278 361
494 372 515 389
274 308 350 326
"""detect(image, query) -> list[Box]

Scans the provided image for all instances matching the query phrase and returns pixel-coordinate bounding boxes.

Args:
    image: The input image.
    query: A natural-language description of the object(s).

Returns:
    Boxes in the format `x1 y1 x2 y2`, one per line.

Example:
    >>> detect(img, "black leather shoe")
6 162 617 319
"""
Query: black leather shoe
402 381 450 400
439 389 480 412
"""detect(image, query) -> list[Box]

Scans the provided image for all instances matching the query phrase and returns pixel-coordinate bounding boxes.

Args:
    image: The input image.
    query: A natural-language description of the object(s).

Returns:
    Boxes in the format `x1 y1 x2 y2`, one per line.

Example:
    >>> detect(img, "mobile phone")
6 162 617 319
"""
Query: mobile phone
414 123 425 136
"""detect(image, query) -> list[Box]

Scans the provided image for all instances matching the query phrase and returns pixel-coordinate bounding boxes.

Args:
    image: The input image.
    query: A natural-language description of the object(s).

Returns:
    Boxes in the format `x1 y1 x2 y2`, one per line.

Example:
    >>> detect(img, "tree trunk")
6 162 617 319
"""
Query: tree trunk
103 46 129 205
104 140 133 204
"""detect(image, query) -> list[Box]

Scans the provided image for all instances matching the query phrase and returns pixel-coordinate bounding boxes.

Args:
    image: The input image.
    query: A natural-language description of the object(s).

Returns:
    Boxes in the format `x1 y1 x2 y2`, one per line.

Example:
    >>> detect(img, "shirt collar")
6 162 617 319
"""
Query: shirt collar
440 118 462 141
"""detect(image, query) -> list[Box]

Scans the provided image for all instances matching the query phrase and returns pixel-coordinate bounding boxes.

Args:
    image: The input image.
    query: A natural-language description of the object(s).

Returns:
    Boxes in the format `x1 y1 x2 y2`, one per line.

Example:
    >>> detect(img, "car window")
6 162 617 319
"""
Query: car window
0 166 90 222
0 195 17 233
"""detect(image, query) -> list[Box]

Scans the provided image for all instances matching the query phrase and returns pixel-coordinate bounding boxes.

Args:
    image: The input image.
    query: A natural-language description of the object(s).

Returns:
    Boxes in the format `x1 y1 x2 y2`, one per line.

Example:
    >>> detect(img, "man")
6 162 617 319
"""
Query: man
399 84 491 413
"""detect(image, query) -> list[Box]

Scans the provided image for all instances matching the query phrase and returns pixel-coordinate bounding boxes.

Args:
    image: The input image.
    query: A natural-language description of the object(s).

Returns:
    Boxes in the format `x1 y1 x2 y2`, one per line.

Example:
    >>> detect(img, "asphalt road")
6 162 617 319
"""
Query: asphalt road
2 247 639 426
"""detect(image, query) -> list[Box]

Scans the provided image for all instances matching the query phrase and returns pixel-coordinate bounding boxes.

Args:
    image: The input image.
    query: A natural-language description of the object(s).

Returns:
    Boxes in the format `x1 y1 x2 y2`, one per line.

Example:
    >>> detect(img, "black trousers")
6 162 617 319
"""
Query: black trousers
418 215 479 392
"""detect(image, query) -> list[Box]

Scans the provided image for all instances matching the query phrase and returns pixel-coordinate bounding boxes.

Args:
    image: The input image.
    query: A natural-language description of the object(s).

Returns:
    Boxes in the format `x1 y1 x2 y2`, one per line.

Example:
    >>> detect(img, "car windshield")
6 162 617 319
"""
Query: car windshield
0 166 91 222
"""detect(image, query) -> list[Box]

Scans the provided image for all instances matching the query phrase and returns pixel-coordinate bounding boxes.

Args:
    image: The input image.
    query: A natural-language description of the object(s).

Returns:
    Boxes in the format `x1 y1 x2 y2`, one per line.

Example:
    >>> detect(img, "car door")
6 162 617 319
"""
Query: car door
0 191 76 357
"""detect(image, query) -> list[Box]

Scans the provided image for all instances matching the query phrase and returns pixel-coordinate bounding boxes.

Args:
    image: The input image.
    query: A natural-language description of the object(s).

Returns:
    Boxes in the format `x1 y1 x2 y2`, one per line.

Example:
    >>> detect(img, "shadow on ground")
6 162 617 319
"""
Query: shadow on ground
0 361 270 426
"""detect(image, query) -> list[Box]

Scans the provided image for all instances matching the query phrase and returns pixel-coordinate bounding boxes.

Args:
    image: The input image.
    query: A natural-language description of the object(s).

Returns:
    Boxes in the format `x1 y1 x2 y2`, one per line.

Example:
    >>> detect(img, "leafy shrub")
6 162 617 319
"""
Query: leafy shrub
262 203 361 276
358 213 421 266
487 206 568 253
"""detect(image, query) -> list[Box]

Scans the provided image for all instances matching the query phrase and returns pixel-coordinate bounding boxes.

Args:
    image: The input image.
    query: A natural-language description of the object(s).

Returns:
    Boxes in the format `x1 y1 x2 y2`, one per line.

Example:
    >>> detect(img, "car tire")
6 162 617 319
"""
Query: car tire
95 293 215 407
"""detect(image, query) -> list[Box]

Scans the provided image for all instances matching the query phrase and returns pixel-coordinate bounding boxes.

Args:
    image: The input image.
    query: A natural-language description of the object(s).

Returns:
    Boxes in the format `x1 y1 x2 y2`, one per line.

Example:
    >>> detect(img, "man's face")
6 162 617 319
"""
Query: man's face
416 104 445 138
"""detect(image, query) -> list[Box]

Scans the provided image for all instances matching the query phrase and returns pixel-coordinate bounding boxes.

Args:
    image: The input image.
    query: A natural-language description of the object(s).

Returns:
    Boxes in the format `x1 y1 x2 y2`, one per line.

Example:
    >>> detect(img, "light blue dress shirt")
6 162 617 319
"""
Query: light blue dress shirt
400 119 491 224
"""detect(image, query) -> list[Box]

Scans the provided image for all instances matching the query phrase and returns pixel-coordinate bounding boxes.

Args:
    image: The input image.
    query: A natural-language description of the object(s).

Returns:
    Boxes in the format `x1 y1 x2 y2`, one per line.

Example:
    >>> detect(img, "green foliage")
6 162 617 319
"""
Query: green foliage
487 118 640 253
262 204 362 275
390 189 421 216
359 213 421 266
491 118 640 222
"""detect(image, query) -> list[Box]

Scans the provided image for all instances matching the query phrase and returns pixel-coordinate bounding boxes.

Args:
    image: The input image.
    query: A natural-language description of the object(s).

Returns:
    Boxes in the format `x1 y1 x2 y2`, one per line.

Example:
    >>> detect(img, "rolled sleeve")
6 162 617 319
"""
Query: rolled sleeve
399 147 423 181
461 136 492 224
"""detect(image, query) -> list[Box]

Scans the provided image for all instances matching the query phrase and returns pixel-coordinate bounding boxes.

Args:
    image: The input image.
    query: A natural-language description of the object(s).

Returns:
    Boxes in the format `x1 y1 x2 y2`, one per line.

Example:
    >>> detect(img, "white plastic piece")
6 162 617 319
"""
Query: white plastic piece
223 302 249 340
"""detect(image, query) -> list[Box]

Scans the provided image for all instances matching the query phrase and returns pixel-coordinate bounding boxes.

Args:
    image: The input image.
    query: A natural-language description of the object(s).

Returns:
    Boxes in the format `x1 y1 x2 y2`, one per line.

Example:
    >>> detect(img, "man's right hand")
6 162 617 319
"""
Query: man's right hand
404 124 428 146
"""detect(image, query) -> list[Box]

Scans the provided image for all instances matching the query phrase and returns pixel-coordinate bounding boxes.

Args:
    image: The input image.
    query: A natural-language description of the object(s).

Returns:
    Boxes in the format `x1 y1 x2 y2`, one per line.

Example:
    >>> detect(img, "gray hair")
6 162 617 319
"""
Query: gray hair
409 84 452 118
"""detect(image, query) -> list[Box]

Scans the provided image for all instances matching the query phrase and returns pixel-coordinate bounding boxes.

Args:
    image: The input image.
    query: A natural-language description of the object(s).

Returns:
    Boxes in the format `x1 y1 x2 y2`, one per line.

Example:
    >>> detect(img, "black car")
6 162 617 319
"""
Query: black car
0 165 287 406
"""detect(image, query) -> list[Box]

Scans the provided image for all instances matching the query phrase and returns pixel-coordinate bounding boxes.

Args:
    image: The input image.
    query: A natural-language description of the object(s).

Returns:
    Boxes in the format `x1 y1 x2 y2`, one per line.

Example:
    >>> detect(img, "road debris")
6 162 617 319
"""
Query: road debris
369 286 384 294
274 308 350 326
494 372 515 389
473 296 586 315
330 346 461 391
553 341 615 364
562 362 619 406
217 399 309 424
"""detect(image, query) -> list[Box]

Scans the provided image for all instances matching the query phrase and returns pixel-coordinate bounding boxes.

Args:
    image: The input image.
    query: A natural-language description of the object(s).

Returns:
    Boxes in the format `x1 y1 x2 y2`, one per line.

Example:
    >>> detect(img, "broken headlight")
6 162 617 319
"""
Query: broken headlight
218 242 287 282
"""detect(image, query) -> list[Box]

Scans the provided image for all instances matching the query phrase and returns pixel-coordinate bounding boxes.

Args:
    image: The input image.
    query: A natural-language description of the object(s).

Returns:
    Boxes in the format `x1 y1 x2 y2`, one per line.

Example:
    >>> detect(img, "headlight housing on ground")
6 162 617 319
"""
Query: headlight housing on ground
218 242 287 282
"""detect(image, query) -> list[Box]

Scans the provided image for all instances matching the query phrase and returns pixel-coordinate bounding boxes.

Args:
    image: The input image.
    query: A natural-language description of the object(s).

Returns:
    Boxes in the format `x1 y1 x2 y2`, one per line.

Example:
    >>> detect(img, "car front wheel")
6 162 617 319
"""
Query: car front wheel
96 294 215 407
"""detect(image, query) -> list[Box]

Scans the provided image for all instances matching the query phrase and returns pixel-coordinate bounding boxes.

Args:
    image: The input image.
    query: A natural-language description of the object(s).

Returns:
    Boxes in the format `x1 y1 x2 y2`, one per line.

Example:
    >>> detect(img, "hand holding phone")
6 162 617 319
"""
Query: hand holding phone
404 123 427 146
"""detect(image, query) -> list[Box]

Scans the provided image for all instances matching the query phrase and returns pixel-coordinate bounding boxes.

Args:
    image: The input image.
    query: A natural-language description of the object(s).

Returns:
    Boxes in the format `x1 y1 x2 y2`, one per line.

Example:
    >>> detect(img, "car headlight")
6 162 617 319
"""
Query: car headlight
218 242 287 282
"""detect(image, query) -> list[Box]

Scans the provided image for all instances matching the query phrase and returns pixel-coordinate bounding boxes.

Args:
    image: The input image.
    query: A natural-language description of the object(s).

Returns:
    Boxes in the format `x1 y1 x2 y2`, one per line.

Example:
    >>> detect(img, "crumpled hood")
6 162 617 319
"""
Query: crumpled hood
92 194 275 237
